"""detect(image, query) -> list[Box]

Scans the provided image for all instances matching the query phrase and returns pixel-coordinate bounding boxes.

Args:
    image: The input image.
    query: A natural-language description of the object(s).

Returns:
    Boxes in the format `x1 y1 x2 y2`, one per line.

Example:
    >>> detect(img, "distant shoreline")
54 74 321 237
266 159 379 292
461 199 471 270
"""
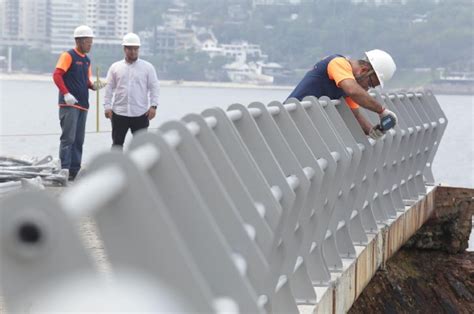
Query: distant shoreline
0 72 293 90
2 72 472 95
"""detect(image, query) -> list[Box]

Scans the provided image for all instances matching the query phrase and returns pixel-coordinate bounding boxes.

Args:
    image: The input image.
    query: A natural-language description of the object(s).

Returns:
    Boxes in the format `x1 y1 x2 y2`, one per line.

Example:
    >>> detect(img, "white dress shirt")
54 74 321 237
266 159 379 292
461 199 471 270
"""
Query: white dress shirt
104 58 160 117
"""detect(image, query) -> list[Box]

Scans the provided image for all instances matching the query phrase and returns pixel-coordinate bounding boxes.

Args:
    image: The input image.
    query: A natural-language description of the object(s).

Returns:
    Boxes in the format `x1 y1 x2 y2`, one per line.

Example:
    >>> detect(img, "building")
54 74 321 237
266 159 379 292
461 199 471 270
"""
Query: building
154 26 196 57
0 0 48 49
49 0 87 54
152 5 198 57
50 0 134 53
198 32 220 57
86 0 134 47
162 7 187 30
0 0 134 54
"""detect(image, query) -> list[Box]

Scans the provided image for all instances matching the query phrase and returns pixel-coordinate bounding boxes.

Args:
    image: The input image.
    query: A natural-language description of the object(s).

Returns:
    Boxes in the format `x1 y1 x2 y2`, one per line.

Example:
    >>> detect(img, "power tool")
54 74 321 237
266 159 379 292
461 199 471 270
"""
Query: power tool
379 114 396 131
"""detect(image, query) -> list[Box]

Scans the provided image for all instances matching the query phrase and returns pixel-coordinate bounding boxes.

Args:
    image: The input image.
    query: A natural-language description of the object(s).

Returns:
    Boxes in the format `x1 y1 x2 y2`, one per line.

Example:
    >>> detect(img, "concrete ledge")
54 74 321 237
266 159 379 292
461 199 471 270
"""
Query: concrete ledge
298 186 437 314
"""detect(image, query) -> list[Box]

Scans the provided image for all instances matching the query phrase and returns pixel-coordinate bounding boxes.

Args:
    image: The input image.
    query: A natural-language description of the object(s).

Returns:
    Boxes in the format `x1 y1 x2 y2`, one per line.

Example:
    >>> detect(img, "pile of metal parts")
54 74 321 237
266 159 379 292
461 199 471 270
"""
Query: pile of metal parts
0 156 68 195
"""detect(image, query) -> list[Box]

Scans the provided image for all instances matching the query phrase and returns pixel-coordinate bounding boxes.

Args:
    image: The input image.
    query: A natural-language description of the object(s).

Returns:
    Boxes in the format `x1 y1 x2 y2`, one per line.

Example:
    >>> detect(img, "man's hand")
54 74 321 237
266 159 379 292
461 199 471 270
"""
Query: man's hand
379 108 398 131
64 93 78 105
146 106 157 120
369 125 384 140
104 109 113 119
92 80 107 90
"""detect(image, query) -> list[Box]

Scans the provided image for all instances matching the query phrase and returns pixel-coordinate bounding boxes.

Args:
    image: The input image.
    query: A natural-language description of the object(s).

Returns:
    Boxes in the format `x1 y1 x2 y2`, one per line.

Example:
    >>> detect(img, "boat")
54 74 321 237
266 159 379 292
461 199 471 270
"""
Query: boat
223 61 274 85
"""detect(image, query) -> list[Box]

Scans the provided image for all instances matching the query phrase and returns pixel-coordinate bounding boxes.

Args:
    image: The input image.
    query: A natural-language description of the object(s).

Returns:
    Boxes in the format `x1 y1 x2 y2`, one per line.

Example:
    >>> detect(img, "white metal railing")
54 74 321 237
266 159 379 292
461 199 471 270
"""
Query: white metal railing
0 90 447 313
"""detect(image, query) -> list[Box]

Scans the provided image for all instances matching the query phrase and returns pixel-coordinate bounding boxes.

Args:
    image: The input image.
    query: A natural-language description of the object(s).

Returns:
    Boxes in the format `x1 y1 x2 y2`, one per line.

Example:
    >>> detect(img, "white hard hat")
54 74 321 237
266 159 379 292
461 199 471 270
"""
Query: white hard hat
365 49 396 88
74 25 94 38
122 33 141 46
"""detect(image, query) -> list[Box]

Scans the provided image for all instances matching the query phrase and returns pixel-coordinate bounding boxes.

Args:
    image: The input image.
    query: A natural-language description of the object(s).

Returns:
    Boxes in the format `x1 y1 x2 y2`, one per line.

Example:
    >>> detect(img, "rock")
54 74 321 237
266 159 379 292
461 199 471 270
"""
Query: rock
350 250 474 313
350 187 474 313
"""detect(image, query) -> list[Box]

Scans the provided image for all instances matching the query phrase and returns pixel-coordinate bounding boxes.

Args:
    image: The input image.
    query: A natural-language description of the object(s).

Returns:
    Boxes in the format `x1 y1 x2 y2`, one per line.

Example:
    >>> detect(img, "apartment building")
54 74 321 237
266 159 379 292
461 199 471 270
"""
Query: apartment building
50 0 134 53
0 0 48 49
86 0 134 46
49 0 87 53
0 0 134 53
154 26 196 57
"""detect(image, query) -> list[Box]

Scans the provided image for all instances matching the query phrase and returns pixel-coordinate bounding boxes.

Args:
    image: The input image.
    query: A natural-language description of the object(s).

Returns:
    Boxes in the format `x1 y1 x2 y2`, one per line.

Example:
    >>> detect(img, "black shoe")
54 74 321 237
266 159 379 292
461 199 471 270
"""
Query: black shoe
68 171 78 181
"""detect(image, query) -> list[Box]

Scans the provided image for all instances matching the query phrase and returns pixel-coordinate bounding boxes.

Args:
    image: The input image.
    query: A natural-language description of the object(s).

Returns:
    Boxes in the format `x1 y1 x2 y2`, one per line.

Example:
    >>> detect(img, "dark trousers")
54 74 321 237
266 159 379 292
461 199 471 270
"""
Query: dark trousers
59 106 87 176
111 112 149 149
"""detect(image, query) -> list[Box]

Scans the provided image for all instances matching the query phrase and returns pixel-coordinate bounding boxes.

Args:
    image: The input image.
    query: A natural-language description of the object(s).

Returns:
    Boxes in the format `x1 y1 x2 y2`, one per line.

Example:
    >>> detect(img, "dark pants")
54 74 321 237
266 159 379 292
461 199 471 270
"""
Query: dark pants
59 106 87 176
111 112 149 149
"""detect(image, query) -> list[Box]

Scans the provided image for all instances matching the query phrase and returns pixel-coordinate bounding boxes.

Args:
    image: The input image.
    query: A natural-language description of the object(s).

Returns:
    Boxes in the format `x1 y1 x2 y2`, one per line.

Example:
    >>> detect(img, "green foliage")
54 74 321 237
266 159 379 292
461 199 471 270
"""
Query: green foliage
154 50 210 81
10 0 474 82
195 0 473 71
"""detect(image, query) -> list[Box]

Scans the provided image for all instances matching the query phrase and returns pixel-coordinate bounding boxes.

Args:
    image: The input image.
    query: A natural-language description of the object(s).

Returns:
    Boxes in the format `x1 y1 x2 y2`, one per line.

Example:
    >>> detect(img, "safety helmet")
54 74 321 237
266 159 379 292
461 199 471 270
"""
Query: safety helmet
122 33 141 46
73 25 94 38
365 49 396 88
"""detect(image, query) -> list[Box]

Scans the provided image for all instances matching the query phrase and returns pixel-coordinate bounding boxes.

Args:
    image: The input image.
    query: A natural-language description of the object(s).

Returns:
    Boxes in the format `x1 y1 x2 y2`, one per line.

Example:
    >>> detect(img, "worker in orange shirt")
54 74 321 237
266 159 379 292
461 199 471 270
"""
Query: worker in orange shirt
286 49 397 139
53 25 106 181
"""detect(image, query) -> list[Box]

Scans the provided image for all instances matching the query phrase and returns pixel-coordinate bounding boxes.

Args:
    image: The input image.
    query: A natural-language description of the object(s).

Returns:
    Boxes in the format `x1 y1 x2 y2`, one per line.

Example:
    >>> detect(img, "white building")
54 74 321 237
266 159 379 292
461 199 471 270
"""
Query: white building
51 0 134 53
162 8 188 30
0 0 134 53
154 26 196 57
49 0 87 54
86 0 134 46
0 0 48 49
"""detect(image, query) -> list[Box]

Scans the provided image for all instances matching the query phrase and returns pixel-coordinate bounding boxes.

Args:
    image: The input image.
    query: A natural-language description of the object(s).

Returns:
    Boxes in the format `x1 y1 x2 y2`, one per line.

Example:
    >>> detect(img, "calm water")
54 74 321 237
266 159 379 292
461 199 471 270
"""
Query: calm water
0 79 473 189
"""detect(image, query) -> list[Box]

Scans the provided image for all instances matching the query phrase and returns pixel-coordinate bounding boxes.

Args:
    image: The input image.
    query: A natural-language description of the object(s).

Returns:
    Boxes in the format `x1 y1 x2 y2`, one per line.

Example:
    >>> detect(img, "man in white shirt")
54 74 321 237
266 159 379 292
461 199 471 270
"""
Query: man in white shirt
104 33 160 149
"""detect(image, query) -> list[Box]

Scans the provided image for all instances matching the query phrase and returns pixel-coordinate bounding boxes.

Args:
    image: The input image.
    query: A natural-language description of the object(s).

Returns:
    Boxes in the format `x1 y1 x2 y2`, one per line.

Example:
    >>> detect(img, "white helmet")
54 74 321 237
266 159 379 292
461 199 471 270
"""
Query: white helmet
365 49 396 88
122 33 141 46
74 25 94 38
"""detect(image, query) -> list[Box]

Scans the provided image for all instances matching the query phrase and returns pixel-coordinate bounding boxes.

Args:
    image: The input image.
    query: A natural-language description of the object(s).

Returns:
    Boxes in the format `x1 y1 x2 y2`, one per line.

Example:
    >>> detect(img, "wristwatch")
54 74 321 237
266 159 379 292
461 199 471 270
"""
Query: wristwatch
151 105 157 109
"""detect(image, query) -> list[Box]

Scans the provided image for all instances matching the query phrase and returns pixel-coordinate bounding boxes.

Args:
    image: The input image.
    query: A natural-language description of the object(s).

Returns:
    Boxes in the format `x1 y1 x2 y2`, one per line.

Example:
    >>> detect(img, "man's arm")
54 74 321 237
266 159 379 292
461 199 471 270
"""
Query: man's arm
53 52 72 95
339 79 384 114
53 52 79 105
89 64 107 91
351 107 373 135
341 79 398 135
146 65 160 120
148 66 160 108
103 65 116 119
53 68 69 95
88 65 94 90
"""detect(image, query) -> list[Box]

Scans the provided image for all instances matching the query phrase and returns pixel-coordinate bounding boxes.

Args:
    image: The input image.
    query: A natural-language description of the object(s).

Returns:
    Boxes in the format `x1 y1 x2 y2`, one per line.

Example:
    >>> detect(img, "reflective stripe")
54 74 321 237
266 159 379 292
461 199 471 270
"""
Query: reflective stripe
58 104 89 111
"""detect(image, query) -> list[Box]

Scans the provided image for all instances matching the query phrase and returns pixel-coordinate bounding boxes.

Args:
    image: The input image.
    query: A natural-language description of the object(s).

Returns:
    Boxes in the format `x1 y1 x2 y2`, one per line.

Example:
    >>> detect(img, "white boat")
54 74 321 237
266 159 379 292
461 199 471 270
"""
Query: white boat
224 61 274 85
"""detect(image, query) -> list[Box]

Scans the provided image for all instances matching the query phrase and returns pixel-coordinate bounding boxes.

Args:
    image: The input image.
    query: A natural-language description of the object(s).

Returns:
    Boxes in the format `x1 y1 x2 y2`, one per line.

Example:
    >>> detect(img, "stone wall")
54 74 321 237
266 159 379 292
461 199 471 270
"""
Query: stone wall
405 186 474 253
350 186 474 313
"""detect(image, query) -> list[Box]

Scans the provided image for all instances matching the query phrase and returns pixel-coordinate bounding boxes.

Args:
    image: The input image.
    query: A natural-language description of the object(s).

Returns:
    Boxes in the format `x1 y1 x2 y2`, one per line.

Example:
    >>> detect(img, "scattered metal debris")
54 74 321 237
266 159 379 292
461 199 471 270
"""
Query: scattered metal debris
0 156 68 196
